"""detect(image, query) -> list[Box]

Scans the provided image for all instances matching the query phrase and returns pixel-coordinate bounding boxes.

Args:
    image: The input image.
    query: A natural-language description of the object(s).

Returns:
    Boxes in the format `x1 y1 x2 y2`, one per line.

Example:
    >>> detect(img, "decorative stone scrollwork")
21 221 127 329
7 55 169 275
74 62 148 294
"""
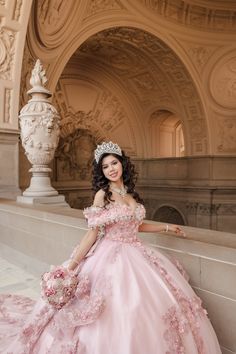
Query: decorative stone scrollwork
55 129 97 181
217 117 236 152
84 0 123 17
19 59 60 197
186 202 220 215
54 81 127 138
199 203 221 215
13 0 23 21
53 79 134 180
4 88 12 123
186 202 198 214
188 46 214 70
133 72 158 91
0 28 15 80
217 204 236 215
34 0 79 48
38 0 69 27
210 54 236 109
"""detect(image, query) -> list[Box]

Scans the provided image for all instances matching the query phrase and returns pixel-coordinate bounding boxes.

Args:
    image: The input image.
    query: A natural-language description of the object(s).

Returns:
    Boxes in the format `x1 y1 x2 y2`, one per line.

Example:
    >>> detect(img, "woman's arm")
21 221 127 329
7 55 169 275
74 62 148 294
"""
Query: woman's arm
68 190 105 271
67 228 98 271
138 222 186 236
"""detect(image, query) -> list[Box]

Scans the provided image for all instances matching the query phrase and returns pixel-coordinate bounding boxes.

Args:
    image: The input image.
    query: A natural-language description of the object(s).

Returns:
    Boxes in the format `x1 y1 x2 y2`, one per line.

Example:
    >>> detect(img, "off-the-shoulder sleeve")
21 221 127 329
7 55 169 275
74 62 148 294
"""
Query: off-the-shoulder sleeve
83 206 108 229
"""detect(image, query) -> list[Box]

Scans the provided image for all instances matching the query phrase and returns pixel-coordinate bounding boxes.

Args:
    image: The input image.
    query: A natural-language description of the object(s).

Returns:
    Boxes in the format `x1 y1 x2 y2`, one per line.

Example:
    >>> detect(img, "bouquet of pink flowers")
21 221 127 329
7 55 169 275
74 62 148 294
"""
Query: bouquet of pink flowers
41 266 79 310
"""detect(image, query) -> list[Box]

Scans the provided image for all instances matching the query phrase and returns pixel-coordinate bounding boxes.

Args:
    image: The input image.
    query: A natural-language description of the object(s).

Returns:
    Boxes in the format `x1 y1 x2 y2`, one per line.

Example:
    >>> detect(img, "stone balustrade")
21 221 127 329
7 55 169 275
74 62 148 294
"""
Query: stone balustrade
0 198 235 354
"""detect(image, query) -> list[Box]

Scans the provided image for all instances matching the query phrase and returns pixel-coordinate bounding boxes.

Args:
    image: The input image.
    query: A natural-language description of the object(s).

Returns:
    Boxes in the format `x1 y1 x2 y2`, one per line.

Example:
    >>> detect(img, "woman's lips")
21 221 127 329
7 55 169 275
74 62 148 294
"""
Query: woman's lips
109 173 117 178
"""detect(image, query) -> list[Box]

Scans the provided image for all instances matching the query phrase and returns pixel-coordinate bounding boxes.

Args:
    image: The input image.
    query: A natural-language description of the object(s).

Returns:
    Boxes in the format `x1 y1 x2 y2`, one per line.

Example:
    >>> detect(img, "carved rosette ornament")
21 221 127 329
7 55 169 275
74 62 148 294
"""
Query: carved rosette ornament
19 59 60 197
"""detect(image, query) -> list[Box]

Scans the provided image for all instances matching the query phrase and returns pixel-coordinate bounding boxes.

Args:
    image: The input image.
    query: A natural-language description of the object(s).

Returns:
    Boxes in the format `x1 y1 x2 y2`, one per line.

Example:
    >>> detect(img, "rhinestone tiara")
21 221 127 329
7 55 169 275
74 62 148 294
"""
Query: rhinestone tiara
94 141 122 163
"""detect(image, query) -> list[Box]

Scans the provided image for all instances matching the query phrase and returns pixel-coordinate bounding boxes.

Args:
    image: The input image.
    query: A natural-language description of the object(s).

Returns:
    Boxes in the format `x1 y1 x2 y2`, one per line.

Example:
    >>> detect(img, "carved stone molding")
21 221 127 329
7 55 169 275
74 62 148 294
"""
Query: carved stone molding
217 204 236 215
55 129 97 181
186 202 198 214
217 116 236 153
186 202 221 215
13 0 23 21
182 44 218 73
0 28 15 80
54 79 130 141
210 54 236 109
33 0 79 48
136 0 236 32
84 0 123 17
4 88 12 123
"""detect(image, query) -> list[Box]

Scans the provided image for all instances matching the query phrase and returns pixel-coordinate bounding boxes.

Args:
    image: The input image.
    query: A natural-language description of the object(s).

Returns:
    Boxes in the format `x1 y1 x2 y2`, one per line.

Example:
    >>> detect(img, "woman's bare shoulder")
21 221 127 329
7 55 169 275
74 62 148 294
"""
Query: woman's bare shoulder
93 189 105 207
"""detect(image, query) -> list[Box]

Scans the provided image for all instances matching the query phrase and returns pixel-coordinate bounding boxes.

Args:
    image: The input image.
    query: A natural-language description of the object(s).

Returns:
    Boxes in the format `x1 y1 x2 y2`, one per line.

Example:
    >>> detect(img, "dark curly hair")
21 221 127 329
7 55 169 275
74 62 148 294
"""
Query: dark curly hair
92 151 143 206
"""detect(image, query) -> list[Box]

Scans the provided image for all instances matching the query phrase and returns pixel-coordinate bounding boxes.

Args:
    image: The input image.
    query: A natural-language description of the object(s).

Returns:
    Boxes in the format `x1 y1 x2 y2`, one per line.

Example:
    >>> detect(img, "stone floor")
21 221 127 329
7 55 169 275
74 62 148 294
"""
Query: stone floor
0 255 40 300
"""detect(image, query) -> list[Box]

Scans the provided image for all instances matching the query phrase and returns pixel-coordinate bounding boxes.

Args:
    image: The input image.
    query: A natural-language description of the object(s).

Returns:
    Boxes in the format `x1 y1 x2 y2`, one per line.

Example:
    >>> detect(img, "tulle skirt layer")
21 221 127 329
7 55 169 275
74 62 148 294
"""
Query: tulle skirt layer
0 239 221 354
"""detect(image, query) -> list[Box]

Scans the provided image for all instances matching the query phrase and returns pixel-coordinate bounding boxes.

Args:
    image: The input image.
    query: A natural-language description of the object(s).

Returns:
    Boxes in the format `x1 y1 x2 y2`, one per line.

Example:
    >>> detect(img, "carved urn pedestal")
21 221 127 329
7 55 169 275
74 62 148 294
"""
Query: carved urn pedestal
17 60 68 206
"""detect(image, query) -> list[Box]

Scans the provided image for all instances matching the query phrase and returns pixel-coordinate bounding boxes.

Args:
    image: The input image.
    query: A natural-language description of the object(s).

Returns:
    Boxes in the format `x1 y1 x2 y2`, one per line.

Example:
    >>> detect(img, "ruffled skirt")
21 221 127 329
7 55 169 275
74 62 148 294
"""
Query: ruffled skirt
0 238 221 353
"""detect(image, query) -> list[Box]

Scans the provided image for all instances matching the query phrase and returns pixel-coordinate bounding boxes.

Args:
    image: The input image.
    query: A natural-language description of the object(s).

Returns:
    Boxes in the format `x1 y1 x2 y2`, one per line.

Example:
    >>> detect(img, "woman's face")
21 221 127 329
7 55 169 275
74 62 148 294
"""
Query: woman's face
101 155 123 182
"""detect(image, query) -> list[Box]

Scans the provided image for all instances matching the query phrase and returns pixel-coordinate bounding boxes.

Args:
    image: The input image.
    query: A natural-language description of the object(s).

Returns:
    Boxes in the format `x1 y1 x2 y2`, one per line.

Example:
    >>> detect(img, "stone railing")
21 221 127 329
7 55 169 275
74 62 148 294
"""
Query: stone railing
134 156 236 234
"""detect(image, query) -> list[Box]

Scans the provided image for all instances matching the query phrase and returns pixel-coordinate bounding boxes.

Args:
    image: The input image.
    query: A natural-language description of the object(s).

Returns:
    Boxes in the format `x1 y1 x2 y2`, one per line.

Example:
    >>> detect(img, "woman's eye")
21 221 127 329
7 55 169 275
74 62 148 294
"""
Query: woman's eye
102 165 108 170
112 161 118 165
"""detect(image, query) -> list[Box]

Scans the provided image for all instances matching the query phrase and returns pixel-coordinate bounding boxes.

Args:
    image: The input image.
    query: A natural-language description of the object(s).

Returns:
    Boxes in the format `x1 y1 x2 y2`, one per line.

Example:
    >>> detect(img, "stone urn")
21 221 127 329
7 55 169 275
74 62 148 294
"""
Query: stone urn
19 59 60 197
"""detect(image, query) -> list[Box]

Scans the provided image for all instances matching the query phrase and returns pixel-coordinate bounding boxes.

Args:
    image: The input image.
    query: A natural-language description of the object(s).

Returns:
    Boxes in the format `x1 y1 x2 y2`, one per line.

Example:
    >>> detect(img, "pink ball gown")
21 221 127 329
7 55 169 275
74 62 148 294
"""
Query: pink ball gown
0 203 222 353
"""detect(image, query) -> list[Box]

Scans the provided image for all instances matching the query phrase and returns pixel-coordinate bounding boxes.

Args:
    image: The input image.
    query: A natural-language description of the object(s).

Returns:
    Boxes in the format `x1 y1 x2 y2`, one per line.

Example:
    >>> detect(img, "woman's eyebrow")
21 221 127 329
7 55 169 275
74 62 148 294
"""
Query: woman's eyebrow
102 160 117 167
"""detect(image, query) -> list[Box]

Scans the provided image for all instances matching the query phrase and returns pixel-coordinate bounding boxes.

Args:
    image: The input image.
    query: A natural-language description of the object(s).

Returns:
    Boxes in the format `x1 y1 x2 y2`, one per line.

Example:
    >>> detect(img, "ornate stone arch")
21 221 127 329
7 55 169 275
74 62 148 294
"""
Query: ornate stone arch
153 205 186 226
24 3 210 156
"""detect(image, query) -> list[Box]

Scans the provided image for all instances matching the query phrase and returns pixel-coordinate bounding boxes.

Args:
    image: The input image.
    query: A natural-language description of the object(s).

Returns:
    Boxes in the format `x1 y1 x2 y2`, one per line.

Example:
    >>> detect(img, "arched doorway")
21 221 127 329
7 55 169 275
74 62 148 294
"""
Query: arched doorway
20 14 210 208
153 206 185 226
149 109 185 157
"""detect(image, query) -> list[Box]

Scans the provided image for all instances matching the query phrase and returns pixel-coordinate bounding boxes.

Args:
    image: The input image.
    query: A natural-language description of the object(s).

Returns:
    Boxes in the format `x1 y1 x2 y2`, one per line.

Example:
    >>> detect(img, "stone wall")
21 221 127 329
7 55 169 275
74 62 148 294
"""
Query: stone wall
137 156 236 233
0 0 33 198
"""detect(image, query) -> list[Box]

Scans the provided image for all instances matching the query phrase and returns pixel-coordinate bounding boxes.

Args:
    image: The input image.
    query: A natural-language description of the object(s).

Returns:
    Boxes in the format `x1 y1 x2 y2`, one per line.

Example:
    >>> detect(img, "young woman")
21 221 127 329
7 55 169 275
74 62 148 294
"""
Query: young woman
0 141 221 353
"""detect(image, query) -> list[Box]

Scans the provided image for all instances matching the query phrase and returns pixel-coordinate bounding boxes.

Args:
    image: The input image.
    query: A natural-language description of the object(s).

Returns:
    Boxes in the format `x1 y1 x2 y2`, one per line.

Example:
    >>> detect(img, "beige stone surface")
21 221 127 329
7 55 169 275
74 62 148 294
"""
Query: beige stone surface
0 133 21 198
194 288 236 353
200 258 236 300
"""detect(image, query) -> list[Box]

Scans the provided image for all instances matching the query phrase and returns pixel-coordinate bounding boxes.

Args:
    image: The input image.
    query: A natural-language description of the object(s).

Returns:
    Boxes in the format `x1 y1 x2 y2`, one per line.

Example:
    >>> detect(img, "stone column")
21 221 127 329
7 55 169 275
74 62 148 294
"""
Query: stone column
17 60 67 206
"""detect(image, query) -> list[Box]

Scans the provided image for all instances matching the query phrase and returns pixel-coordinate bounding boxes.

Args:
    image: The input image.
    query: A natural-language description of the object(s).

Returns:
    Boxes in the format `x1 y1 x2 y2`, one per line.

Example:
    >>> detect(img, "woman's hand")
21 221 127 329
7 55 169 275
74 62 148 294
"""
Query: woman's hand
165 224 186 237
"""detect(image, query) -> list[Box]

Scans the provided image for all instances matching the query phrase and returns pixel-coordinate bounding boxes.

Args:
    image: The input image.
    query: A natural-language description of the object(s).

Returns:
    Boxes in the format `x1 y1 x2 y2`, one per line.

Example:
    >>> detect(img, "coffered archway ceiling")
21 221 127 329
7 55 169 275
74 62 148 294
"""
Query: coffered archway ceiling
22 0 236 158
60 27 207 156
